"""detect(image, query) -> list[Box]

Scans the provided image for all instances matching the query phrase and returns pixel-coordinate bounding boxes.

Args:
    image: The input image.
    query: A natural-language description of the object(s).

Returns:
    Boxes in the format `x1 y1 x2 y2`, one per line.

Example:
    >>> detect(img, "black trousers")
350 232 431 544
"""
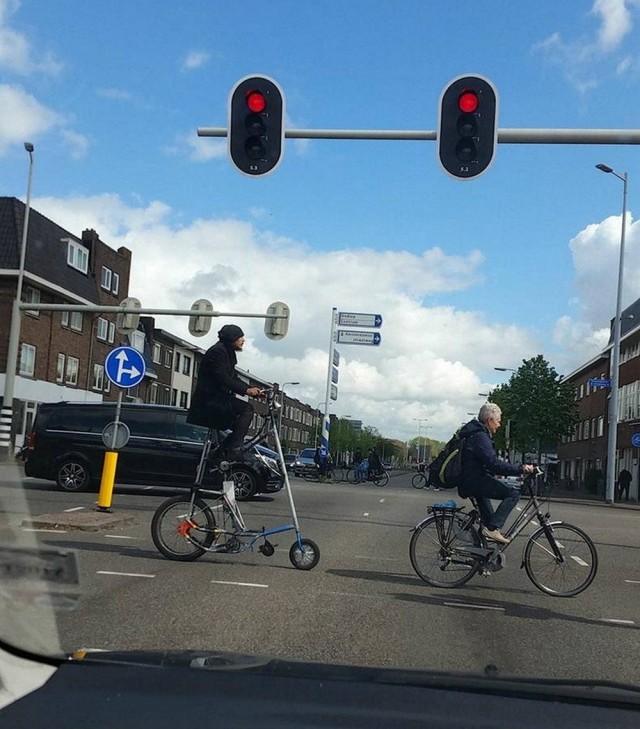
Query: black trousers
224 398 254 451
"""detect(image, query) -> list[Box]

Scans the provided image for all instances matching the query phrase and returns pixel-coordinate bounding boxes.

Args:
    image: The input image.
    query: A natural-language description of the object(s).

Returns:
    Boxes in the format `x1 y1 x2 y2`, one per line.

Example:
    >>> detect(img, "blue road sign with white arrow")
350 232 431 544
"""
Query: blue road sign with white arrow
104 346 146 389
336 330 381 346
338 312 383 328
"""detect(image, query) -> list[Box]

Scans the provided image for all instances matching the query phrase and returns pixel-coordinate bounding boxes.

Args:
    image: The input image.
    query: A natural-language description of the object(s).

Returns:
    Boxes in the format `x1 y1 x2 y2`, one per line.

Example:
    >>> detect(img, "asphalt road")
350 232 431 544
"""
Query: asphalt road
3 466 640 684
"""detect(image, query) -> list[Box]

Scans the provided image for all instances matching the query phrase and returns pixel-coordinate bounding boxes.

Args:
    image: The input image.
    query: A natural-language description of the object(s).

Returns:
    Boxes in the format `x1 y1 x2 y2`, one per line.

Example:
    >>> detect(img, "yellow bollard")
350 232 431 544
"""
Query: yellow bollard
96 450 119 511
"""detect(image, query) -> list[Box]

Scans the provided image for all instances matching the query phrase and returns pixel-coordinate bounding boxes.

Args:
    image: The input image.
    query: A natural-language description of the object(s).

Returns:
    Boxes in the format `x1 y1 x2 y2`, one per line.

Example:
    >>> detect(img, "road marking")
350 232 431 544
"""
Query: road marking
104 534 141 540
22 527 67 533
64 506 85 512
600 618 635 625
624 579 640 584
210 580 268 588
97 570 155 578
570 555 589 567
363 512 369 516
379 498 385 503
444 601 505 612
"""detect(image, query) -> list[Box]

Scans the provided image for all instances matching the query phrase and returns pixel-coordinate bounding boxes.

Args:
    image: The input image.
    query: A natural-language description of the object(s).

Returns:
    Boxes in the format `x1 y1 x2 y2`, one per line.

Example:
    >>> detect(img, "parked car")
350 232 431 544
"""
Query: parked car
23 401 284 501
294 447 317 477
283 453 302 471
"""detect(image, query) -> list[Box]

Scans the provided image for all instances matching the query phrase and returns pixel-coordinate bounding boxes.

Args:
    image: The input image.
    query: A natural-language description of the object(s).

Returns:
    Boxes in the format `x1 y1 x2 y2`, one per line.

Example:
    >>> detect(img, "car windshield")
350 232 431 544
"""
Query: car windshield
2 0 640 721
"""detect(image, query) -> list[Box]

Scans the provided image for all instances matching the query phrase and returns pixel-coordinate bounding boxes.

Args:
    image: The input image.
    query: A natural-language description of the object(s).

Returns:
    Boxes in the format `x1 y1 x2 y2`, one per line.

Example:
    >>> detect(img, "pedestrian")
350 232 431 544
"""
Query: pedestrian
187 324 263 461
618 468 632 502
314 445 328 481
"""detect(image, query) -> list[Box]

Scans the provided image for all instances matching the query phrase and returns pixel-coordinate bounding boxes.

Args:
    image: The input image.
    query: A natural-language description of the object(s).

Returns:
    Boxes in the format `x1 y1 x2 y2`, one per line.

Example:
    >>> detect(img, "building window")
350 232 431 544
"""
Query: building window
66 240 88 273
112 272 120 295
182 354 192 376
149 383 158 404
164 349 172 367
56 354 65 383
179 391 189 409
97 317 109 341
153 343 162 364
100 266 112 291
130 330 145 353
23 286 41 317
92 364 105 391
61 311 69 327
19 344 36 376
174 352 181 372
171 388 177 406
108 321 115 343
66 356 79 386
62 310 83 332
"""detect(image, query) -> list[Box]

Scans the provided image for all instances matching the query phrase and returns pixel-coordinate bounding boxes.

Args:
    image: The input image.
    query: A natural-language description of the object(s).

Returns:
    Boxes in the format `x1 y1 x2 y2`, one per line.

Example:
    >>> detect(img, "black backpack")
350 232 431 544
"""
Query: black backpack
429 429 466 489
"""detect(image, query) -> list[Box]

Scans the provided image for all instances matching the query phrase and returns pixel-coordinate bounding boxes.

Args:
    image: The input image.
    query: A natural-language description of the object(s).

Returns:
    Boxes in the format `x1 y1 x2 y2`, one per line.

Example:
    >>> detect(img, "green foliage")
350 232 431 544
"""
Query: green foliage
489 355 578 458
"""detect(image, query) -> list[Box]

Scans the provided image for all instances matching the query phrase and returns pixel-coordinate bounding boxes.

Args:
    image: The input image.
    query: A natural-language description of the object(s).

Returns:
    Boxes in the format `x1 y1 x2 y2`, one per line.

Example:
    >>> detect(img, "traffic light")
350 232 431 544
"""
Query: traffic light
437 75 498 180
228 75 284 176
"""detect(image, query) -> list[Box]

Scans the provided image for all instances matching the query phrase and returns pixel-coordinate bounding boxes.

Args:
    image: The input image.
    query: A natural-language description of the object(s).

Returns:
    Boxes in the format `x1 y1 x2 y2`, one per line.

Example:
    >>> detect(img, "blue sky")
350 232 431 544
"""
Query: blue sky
2 0 640 442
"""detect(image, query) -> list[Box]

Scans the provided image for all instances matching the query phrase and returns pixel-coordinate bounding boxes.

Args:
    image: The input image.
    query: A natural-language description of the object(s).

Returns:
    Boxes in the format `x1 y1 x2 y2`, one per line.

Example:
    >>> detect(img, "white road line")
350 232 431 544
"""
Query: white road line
210 580 268 588
624 579 640 584
570 555 589 567
97 570 155 578
22 528 67 533
363 512 370 516
379 498 385 503
444 602 505 612
64 506 85 512
104 534 141 540
600 618 635 625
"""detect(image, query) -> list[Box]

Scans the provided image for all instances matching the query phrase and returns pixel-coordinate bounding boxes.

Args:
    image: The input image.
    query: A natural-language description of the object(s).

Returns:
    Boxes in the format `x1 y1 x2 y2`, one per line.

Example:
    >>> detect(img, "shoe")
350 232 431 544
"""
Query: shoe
481 527 510 545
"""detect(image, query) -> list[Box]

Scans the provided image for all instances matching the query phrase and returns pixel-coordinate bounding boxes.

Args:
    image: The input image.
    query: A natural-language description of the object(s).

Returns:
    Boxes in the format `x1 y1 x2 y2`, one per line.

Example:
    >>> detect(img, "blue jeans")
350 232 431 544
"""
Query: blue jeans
461 475 520 531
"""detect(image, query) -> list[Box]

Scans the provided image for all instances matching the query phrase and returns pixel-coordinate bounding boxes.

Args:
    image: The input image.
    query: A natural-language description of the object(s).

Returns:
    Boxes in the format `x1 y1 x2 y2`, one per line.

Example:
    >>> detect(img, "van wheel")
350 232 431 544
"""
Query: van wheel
230 466 257 501
56 459 91 492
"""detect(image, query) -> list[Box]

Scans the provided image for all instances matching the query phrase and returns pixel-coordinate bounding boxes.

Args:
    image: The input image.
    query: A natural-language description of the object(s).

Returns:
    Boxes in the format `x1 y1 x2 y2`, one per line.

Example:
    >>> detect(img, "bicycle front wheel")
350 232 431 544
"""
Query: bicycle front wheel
373 470 389 487
523 522 598 597
151 495 216 561
411 473 426 489
346 468 358 484
409 514 482 588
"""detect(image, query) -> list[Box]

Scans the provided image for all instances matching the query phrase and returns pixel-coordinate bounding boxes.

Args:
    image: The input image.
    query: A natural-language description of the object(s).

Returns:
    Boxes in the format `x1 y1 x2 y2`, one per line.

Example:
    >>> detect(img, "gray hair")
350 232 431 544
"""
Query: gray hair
478 402 502 424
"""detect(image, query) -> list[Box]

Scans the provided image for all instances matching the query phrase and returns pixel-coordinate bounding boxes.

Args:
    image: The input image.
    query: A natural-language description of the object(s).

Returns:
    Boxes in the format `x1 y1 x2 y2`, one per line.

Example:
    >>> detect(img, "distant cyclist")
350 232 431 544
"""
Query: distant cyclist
458 403 534 544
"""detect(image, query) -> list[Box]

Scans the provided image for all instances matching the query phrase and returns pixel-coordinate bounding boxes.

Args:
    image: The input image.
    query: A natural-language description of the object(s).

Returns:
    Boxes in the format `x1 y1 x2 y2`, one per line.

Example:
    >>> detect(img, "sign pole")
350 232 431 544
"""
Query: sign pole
321 308 338 458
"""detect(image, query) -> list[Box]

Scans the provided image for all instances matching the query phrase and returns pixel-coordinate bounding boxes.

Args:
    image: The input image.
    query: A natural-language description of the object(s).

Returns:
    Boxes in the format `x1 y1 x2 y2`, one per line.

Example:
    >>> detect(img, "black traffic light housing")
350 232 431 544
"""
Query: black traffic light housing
228 75 285 176
437 74 498 180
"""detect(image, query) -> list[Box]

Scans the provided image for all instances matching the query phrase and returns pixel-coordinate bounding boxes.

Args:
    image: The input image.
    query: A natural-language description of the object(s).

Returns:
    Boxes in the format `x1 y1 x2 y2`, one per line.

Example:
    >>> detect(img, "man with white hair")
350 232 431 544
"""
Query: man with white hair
458 402 535 544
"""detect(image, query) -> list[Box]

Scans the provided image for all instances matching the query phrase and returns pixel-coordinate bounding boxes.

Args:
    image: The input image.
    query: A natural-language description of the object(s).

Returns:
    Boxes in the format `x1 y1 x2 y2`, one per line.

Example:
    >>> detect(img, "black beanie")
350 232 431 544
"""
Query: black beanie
218 324 244 342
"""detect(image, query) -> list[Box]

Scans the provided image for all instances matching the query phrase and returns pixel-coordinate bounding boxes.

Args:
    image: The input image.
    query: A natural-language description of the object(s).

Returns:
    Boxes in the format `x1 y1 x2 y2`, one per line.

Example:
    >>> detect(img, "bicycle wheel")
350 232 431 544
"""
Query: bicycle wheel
373 470 389 487
346 468 358 484
151 495 216 561
523 522 598 597
409 514 482 588
289 538 320 570
411 473 426 489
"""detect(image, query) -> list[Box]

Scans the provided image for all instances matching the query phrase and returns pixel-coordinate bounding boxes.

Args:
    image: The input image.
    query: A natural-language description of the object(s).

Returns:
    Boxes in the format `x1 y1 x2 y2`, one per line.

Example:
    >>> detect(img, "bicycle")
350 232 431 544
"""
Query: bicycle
409 469 597 597
301 463 336 481
411 471 428 489
346 467 389 487
151 388 320 570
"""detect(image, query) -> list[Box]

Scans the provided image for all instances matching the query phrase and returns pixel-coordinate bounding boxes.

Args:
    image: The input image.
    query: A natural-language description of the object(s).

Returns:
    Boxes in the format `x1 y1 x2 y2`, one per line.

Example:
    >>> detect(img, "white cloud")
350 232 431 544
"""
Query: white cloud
0 0 63 75
0 83 61 154
181 50 210 71
592 0 633 50
163 131 227 162
30 193 543 441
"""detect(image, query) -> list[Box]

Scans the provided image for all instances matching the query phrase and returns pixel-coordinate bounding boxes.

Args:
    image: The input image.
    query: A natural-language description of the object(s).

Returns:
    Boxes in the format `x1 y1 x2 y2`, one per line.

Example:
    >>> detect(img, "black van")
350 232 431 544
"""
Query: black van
23 402 283 500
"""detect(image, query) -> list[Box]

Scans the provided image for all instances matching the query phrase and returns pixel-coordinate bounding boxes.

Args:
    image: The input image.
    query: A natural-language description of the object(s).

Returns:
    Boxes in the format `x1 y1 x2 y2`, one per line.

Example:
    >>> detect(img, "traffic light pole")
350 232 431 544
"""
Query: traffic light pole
198 126 640 144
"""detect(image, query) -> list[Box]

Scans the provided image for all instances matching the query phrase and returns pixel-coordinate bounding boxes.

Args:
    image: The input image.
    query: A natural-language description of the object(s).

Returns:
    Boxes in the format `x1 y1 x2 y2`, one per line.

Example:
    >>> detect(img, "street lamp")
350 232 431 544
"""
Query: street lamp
278 381 300 439
0 142 35 461
596 162 628 504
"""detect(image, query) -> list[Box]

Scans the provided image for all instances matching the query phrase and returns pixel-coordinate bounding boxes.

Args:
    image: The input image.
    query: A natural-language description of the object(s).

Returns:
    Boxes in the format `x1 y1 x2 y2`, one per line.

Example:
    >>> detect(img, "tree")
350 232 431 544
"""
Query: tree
489 355 577 461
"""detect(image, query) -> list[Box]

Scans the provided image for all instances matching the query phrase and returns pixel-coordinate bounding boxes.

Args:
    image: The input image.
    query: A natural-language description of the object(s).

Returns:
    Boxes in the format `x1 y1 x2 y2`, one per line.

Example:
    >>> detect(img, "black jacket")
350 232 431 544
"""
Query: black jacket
459 418 522 490
187 340 249 429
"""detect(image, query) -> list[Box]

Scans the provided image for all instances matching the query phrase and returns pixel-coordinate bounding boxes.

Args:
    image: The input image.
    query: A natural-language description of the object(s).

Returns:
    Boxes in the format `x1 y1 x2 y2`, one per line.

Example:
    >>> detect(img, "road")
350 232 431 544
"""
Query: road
3 467 640 684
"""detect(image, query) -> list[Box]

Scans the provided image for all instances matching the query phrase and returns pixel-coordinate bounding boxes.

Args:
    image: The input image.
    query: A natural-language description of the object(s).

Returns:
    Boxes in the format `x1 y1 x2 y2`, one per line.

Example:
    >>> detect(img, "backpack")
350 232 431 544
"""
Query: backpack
430 429 466 489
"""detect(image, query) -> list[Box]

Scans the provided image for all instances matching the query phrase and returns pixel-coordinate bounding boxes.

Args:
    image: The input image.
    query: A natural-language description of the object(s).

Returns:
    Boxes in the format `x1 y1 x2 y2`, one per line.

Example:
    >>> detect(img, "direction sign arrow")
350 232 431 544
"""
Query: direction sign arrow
336 330 382 346
338 312 383 328
104 346 146 388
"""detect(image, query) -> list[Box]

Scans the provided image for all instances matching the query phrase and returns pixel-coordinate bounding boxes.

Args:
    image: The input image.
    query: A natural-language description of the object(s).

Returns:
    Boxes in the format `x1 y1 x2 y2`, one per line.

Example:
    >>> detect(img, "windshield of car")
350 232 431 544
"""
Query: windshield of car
2 0 640 716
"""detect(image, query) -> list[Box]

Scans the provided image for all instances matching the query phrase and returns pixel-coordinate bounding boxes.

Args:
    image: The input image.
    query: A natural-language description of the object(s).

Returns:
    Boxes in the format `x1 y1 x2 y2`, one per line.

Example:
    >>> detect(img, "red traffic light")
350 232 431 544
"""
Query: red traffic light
458 90 479 113
246 90 267 113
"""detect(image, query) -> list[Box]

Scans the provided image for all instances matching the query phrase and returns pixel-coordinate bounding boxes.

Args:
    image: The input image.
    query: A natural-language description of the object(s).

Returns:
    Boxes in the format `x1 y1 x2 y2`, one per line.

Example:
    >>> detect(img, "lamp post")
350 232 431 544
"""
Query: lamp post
596 163 628 505
1 143 35 462
313 401 326 446
413 418 428 462
278 381 299 440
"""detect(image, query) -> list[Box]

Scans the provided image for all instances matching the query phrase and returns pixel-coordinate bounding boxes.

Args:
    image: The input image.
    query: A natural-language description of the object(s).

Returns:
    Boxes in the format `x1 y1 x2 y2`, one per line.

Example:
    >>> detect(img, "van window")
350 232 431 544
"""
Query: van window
174 413 207 443
122 409 173 439
47 406 115 433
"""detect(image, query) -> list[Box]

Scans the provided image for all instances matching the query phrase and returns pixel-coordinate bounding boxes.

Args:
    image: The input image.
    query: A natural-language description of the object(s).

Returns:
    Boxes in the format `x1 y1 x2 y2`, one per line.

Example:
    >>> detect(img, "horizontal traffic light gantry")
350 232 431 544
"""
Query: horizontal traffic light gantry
437 75 498 180
228 75 285 176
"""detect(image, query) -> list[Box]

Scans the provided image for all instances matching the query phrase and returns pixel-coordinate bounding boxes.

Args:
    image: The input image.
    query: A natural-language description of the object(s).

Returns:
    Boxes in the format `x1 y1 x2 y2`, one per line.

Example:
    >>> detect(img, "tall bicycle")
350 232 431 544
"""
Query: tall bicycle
409 469 597 597
151 389 320 570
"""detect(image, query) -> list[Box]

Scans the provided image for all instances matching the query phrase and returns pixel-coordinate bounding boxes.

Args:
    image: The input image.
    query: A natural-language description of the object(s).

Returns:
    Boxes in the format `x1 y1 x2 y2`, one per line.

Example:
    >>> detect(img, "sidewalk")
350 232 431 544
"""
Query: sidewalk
533 485 640 511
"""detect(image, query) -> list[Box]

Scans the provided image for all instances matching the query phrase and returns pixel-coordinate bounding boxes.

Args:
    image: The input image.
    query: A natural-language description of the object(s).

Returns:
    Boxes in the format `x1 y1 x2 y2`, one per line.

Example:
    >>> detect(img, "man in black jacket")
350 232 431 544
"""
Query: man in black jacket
458 403 534 544
187 324 262 461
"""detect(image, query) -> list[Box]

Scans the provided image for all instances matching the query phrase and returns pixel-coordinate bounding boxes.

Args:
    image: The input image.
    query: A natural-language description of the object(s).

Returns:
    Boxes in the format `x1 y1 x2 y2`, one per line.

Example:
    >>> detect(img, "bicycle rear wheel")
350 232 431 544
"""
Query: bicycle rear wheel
346 468 358 484
373 470 389 487
523 522 598 597
409 513 482 588
411 473 426 489
151 495 216 561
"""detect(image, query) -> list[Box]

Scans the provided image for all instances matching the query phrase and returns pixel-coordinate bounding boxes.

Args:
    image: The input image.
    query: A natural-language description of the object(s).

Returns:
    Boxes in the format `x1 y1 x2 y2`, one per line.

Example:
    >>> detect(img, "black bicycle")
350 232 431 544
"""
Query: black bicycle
409 469 597 597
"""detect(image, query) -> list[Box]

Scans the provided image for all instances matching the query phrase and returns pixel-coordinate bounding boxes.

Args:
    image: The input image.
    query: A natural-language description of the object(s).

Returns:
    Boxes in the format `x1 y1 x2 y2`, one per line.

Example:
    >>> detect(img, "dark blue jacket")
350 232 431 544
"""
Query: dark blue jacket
459 419 522 494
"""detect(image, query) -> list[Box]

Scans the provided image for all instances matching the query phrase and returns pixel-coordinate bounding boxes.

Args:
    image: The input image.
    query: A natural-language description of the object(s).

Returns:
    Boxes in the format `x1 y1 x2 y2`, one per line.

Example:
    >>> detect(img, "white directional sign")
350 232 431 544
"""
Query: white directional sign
338 312 383 328
104 346 146 388
336 330 382 346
